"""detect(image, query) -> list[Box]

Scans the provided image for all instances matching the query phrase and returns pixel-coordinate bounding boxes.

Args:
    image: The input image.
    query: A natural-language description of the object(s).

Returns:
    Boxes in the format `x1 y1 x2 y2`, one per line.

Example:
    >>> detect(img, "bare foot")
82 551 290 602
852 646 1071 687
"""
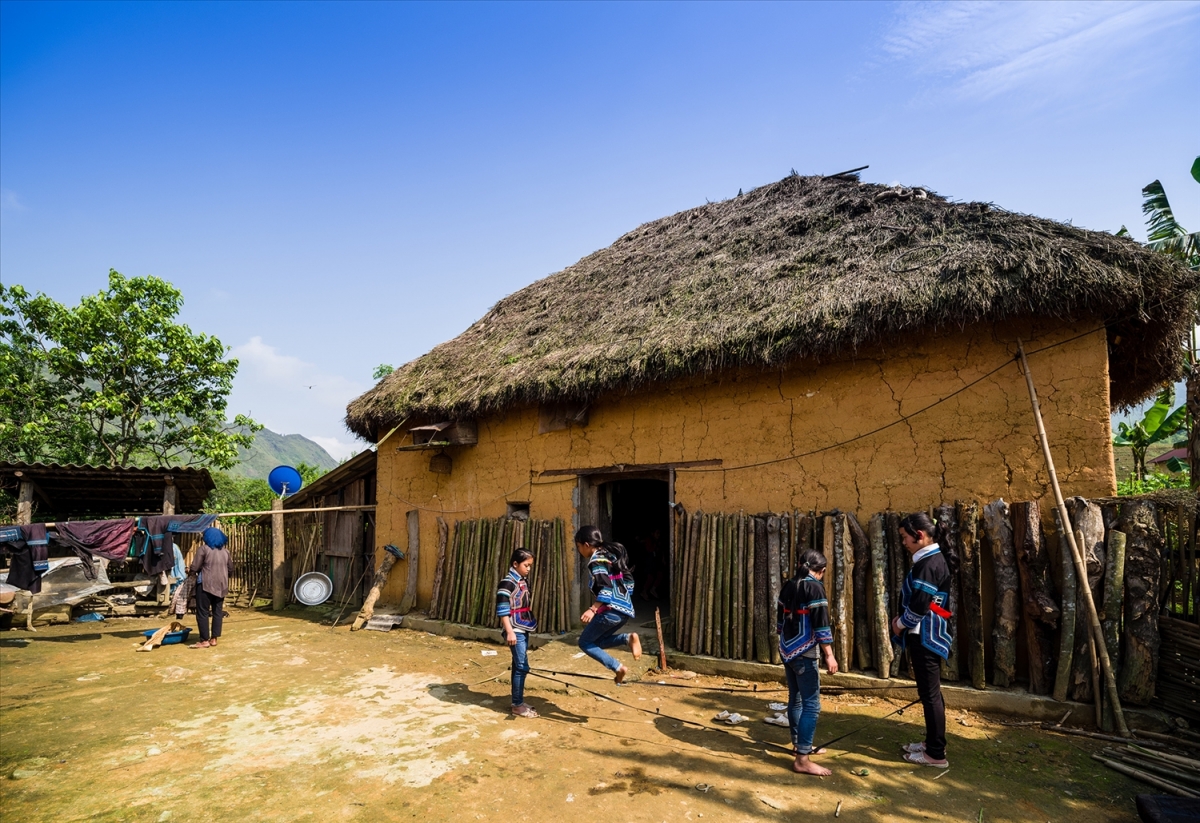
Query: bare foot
210 638 218 647
629 633 642 660
792 755 831 776
189 641 211 649
614 665 628 685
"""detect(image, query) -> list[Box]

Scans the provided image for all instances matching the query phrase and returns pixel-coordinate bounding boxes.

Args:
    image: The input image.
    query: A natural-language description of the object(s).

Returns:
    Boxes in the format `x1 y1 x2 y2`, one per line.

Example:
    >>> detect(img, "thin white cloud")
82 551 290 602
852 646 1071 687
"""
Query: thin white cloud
1 189 28 212
227 336 368 456
882 1 1200 102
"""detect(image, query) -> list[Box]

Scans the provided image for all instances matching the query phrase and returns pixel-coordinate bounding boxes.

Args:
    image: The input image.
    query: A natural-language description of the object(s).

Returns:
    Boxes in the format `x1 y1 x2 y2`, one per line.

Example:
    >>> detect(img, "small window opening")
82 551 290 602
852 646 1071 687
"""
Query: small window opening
506 502 530 520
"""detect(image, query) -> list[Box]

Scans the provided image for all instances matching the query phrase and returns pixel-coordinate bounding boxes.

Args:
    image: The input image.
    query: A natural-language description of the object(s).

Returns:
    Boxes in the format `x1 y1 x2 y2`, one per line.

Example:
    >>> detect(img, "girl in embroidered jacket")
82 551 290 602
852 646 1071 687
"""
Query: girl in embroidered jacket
497 548 538 718
890 512 956 768
574 526 642 684
776 549 839 776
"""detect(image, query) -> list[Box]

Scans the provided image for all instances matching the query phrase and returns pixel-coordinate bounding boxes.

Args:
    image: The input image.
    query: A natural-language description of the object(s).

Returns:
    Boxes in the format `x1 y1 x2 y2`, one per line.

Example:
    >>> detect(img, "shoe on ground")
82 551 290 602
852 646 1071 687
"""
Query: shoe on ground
764 713 790 727
903 750 948 768
901 742 926 754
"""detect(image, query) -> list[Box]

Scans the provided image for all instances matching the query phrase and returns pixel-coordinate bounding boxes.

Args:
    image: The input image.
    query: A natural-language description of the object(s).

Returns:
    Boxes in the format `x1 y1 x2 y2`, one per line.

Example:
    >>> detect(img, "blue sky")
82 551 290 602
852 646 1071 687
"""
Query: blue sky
2 1 1198 460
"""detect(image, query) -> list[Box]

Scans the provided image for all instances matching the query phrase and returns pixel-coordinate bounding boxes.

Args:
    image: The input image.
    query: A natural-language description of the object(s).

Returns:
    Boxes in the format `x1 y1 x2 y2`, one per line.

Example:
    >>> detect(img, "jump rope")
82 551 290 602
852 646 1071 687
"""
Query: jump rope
524 666 923 755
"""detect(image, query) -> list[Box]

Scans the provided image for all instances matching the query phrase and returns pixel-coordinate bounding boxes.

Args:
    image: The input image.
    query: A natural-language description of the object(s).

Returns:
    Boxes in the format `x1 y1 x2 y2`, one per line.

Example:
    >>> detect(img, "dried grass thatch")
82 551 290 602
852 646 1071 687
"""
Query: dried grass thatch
347 174 1198 440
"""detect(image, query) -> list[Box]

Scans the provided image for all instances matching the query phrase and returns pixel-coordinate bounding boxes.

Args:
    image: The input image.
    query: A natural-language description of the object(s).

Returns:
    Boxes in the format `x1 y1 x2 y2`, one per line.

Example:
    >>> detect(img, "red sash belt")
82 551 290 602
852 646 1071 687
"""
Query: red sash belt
930 603 953 619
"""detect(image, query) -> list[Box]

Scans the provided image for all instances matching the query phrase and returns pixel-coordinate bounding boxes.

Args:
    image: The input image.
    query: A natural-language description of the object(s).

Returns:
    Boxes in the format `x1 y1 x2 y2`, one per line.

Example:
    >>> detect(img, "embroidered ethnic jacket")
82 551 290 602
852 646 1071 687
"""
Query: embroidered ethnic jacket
496 568 538 632
587 550 636 618
776 574 834 662
898 547 954 659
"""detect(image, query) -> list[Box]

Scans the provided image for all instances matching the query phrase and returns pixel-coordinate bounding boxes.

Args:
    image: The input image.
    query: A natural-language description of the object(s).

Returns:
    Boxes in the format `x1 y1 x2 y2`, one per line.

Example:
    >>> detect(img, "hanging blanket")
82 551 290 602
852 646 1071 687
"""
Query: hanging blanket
0 524 49 593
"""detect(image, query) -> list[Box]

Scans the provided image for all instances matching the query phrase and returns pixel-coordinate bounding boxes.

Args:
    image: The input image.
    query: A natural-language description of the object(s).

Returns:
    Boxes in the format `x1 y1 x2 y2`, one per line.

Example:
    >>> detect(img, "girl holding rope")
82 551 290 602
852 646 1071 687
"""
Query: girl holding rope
497 548 539 718
574 526 642 684
890 511 956 768
777 549 839 776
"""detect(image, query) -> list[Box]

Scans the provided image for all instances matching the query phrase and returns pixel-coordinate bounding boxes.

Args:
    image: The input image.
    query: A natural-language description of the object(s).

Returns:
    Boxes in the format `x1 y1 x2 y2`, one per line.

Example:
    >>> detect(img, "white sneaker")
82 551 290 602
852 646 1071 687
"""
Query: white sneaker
764 713 790 727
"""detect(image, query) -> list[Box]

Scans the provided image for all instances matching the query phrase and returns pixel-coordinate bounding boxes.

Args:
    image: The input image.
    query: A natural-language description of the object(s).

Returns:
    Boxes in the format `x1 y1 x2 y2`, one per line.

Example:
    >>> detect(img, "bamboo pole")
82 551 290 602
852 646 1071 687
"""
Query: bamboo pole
767 515 783 666
688 512 704 654
1017 340 1128 735
731 512 744 661
714 514 727 658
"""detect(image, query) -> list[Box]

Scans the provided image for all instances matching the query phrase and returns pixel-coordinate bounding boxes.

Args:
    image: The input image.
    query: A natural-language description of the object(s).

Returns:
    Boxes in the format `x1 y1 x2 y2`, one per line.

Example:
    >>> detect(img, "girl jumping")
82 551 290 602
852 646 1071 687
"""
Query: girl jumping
574 526 642 683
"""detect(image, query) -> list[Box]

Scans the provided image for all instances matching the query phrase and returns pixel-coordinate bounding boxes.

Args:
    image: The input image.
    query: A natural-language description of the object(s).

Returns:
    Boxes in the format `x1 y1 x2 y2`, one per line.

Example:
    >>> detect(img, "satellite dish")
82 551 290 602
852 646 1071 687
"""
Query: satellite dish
268 465 304 497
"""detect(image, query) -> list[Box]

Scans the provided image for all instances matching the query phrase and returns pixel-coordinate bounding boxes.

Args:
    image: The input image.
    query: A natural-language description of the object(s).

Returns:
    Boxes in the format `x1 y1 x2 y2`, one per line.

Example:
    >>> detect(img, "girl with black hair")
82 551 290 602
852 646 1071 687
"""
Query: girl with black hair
497 548 538 717
890 511 956 768
776 549 839 776
574 526 642 683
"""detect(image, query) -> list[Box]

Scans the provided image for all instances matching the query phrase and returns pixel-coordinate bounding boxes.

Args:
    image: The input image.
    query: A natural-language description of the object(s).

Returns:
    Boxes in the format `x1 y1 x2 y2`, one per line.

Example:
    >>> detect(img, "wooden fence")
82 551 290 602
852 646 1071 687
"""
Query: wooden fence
428 517 572 634
670 492 1197 722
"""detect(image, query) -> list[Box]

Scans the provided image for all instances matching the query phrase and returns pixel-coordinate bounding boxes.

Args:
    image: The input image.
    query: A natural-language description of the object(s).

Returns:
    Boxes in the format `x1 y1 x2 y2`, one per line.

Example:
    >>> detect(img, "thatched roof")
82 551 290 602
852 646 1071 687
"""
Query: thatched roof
347 174 1198 441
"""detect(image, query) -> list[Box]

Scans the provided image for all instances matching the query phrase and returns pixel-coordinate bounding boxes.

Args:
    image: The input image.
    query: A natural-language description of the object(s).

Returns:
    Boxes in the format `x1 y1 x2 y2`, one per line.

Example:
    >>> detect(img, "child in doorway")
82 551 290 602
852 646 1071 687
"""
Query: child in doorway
777 549 839 776
497 548 538 718
574 526 642 684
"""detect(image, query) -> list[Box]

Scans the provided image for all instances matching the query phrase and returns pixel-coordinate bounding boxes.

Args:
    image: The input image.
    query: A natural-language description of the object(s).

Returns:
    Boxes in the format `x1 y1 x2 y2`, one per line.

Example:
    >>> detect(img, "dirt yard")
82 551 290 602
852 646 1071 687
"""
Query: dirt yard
0 607 1145 822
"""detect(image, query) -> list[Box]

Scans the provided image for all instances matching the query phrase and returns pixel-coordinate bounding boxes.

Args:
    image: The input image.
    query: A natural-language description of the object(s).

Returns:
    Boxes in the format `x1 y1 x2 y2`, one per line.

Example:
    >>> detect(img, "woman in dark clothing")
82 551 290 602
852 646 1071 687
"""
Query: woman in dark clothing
777 549 839 776
890 512 956 768
189 527 233 649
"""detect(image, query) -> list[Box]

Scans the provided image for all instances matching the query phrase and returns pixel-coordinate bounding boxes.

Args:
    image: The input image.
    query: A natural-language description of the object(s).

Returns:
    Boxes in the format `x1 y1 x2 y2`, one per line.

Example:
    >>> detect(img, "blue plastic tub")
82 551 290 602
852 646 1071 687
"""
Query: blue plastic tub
142 627 192 645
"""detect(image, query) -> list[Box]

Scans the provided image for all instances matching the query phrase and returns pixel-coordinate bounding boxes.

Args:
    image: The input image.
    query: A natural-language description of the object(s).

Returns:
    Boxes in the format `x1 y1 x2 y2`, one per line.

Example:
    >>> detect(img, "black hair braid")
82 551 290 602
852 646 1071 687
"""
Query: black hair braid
795 549 828 578
899 511 960 576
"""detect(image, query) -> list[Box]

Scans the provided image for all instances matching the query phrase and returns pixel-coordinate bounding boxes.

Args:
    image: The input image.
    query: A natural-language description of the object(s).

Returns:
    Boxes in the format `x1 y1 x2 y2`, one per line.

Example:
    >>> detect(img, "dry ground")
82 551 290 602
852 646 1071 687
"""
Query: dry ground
0 607 1144 822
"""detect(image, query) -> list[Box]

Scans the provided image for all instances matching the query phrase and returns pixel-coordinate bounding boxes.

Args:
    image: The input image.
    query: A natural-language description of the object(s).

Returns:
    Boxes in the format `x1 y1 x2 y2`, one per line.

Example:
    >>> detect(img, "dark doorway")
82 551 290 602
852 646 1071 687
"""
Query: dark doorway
599 478 670 615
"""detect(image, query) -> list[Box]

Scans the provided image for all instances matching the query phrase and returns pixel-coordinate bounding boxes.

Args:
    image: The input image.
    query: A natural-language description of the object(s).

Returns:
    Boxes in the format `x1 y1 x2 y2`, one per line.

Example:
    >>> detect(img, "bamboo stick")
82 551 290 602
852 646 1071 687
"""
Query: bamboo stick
1092 755 1199 798
742 513 754 661
714 514 727 658
1017 340 1128 735
729 513 739 662
754 516 770 663
705 514 718 656
688 511 704 654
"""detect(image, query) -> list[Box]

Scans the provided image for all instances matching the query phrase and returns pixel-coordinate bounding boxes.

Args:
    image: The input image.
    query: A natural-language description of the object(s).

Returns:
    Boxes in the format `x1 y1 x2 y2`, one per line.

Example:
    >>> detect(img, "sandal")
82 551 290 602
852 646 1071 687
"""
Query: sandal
511 704 539 718
903 750 948 768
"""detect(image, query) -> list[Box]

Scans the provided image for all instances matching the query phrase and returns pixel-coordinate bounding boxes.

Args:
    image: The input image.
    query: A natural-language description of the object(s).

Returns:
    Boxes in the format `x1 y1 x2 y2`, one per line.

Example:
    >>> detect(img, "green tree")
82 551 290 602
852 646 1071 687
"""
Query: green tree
372 363 394 380
0 270 260 469
295 461 327 487
203 472 275 522
1113 386 1186 483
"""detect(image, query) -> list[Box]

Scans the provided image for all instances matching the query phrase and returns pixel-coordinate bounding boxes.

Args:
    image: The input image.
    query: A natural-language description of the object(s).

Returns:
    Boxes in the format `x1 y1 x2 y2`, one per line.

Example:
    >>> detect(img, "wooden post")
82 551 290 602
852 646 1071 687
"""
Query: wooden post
1052 510 1078 703
1117 500 1163 706
868 513 892 679
848 513 872 671
1013 500 1058 695
885 512 906 677
767 516 782 665
655 606 668 671
984 499 1019 687
957 501 986 690
934 504 960 681
399 510 420 614
162 476 177 515
1017 340 1128 734
16 479 35 631
271 498 286 610
753 516 770 663
1066 498 1106 703
16 479 34 525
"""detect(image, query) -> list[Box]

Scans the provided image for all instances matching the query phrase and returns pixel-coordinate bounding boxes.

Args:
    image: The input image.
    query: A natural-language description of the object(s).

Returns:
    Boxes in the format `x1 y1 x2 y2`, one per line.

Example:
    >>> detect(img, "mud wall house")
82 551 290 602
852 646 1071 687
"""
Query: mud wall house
345 174 1197 639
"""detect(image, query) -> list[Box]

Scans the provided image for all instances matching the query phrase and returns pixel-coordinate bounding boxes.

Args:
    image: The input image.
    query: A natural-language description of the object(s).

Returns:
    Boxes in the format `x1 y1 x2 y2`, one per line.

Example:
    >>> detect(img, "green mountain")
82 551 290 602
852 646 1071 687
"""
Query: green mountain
228 427 339 480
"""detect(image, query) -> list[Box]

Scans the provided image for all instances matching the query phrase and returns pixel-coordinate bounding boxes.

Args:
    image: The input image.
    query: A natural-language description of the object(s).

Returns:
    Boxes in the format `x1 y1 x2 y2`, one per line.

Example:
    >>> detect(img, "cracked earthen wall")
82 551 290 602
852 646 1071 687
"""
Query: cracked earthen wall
373 318 1116 609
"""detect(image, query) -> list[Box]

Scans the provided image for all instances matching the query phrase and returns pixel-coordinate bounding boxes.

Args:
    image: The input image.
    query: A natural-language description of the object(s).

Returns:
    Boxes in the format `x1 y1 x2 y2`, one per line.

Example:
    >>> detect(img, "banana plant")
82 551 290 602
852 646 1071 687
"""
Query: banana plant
1113 386 1187 482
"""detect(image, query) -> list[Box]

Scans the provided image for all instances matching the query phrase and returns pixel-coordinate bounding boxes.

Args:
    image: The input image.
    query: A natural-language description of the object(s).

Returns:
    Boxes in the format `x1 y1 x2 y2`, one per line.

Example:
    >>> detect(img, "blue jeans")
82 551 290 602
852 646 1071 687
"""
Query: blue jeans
784 655 822 755
510 632 530 706
578 610 630 672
